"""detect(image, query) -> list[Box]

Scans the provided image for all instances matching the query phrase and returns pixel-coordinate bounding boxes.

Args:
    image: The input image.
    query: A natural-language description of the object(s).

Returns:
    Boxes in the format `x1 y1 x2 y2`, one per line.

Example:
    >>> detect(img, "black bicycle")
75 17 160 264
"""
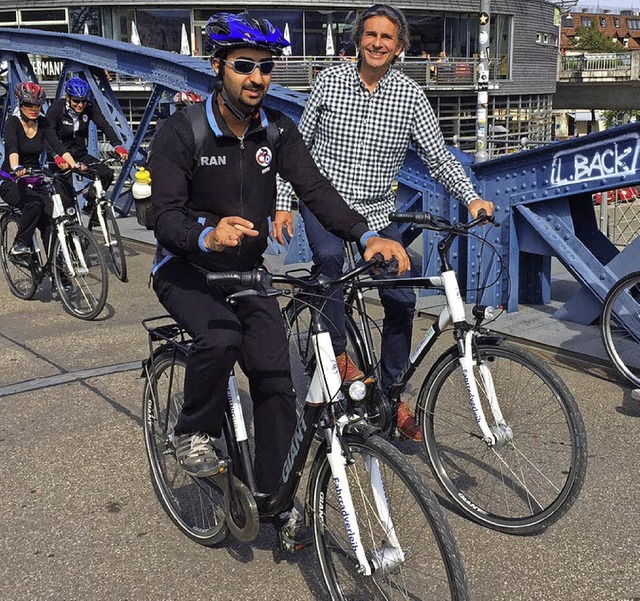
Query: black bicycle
600 270 640 388
142 261 470 600
0 169 108 320
284 211 588 536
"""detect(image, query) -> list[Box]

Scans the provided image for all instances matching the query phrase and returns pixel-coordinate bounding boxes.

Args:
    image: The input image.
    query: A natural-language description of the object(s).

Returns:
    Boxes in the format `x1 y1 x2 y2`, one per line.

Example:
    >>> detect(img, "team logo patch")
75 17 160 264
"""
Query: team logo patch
256 146 272 167
82 114 88 122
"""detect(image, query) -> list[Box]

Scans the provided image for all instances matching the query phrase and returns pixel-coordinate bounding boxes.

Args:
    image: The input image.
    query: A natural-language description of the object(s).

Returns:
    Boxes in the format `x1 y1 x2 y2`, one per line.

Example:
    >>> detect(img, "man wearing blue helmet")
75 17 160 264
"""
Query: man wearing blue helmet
46 76 128 211
149 12 409 549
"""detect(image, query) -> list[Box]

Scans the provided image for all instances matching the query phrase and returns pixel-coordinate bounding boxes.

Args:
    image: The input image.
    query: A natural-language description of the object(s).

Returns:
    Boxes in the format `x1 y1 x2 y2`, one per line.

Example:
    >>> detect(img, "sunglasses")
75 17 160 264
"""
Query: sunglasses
70 97 88 105
21 102 41 109
223 58 275 76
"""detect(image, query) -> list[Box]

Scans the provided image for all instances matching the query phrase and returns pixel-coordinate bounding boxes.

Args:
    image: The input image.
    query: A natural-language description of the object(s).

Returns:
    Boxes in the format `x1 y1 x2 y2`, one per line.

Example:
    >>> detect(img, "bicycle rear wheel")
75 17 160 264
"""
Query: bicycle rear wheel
601 271 640 387
309 434 469 600
419 341 587 534
0 213 37 299
143 349 229 546
53 224 108 320
100 204 127 282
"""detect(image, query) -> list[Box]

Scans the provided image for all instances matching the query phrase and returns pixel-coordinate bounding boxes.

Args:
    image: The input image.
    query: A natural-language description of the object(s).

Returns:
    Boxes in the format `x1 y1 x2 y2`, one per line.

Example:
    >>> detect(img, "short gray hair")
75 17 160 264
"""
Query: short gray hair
353 4 410 54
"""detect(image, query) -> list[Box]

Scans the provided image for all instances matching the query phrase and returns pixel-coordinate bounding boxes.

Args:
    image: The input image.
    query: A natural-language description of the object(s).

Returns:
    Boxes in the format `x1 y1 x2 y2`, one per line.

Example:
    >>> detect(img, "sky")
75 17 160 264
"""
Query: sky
576 0 638 10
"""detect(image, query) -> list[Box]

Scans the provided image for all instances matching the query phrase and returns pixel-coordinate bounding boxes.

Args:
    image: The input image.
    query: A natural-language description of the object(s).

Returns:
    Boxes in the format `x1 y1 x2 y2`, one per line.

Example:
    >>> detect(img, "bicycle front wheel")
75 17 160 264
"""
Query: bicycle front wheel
309 434 469 600
53 225 108 320
419 341 587 534
143 350 229 546
0 213 37 299
101 204 128 282
601 271 640 387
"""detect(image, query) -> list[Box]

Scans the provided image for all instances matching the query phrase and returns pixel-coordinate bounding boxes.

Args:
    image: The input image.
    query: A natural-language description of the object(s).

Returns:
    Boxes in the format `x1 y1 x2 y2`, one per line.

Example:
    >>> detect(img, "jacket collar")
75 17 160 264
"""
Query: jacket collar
205 92 269 139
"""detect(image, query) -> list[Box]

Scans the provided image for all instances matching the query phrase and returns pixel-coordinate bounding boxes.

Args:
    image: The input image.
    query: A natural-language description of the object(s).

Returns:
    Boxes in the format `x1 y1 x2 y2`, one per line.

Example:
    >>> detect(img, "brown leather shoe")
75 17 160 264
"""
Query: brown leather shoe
397 401 423 441
335 352 365 382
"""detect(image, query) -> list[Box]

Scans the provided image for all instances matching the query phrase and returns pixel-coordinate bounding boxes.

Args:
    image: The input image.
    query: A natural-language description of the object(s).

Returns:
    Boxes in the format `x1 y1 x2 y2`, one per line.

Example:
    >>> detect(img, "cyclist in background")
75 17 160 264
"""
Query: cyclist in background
149 12 408 547
275 3 494 441
173 90 204 112
46 76 128 213
0 83 78 256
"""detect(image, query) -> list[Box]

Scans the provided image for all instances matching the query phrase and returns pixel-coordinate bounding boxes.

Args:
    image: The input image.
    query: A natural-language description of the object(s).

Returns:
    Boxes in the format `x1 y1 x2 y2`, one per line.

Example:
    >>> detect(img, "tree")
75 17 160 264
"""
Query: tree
570 22 620 53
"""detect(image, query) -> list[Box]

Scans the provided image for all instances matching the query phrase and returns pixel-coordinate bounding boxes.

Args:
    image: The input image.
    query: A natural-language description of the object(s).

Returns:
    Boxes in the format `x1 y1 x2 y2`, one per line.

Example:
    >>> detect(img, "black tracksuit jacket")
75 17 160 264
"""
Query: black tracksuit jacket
45 98 120 159
149 93 369 274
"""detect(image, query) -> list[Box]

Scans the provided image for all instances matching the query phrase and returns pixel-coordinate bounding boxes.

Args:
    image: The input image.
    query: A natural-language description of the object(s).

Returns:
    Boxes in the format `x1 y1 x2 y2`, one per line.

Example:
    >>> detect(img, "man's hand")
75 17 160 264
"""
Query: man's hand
272 210 294 245
363 236 410 275
204 216 259 252
468 198 495 219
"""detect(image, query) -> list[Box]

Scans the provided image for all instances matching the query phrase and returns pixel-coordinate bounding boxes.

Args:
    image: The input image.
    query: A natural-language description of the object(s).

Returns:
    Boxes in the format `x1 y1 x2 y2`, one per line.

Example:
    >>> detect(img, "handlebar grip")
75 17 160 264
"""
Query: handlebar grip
389 211 434 225
206 271 255 287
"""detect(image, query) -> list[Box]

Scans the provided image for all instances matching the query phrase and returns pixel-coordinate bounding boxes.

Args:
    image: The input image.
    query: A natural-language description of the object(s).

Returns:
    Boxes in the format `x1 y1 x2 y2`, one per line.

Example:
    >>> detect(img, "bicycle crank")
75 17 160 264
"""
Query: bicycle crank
214 465 259 543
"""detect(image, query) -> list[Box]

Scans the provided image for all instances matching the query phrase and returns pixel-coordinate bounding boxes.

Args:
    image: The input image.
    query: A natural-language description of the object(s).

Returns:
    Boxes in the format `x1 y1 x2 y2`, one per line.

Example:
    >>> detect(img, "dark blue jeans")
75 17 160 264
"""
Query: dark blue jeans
300 201 416 393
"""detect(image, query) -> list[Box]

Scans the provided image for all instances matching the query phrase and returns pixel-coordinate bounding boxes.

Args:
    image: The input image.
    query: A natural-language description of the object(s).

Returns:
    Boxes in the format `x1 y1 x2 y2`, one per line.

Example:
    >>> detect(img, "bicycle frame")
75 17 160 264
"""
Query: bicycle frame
344 226 504 446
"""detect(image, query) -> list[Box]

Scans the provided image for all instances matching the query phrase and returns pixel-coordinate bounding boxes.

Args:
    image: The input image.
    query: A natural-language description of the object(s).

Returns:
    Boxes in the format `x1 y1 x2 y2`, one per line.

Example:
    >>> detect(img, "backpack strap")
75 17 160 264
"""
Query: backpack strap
183 102 209 168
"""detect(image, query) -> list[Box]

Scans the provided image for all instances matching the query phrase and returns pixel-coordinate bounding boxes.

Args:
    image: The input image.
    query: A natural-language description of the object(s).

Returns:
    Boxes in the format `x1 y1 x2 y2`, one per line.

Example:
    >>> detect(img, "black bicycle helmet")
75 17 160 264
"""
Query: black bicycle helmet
204 12 290 57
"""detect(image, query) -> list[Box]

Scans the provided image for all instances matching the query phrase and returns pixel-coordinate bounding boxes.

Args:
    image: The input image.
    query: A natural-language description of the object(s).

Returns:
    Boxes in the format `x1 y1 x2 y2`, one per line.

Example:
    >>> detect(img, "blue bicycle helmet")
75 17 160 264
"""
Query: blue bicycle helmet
64 77 90 99
204 13 290 57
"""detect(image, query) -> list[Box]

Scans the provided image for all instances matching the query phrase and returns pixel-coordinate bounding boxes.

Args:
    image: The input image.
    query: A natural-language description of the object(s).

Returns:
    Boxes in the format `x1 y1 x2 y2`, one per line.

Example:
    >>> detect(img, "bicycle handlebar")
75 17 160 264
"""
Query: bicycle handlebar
206 254 388 299
389 210 499 229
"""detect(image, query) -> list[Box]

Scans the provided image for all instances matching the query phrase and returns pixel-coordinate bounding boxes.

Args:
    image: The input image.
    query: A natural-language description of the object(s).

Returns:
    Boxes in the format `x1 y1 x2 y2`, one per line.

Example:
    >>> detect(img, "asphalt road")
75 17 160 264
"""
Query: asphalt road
0 242 638 601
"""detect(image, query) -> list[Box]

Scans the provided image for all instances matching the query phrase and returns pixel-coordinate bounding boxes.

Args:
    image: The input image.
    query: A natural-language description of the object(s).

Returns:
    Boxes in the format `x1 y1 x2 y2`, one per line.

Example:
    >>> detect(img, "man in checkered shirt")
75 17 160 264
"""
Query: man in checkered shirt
275 3 494 440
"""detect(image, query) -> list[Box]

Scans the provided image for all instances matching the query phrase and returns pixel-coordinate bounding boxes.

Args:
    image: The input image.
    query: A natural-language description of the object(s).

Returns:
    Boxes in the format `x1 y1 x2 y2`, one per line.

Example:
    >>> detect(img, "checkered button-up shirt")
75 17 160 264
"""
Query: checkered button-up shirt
277 62 479 232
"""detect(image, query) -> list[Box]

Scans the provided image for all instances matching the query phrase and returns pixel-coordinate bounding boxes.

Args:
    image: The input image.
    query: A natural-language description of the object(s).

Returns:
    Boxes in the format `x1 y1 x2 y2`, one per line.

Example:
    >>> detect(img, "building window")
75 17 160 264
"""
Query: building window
251 10 304 56
0 10 17 25
20 9 67 23
136 9 190 52
627 19 640 30
581 17 592 27
614 18 621 27
600 18 607 27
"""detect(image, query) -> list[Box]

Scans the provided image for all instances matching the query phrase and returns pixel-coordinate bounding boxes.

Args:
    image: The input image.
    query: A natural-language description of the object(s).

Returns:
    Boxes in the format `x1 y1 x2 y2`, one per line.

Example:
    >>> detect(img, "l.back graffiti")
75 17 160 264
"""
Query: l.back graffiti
551 134 640 186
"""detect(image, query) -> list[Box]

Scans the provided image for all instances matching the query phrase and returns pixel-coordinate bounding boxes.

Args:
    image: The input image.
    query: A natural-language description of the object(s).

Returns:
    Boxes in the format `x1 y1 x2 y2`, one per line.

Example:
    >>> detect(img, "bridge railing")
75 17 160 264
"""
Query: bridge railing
559 51 635 81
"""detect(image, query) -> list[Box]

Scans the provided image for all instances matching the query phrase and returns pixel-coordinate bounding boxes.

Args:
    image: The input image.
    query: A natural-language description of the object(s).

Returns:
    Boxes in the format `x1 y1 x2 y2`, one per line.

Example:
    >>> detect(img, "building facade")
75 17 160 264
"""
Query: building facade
0 0 560 156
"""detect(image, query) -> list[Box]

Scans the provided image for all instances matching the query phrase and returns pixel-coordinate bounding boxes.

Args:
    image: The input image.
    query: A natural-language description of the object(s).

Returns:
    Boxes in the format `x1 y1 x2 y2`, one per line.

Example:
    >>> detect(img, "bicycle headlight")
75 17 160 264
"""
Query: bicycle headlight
348 381 367 402
66 207 76 216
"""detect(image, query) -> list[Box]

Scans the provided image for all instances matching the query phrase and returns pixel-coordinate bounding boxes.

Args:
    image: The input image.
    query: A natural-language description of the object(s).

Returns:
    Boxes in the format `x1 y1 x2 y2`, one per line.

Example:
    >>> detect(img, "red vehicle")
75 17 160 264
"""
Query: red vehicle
593 187 639 205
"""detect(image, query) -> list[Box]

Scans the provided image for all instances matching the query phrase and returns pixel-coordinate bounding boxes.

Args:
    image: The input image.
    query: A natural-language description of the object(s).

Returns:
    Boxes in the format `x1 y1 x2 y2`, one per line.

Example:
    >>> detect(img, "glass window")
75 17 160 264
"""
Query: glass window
444 14 477 58
627 19 640 30
305 11 356 57
251 10 304 56
20 9 67 23
136 9 190 52
490 14 512 80
581 17 592 27
0 10 17 25
69 7 100 35
614 18 621 27
408 13 445 57
111 8 136 44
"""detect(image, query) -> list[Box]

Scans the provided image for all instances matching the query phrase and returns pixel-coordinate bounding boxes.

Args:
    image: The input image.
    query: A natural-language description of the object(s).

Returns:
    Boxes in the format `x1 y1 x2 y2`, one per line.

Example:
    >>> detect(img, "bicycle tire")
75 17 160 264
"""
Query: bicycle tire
102 204 128 282
601 271 640 388
419 341 588 535
53 224 108 320
0 213 37 300
143 350 229 546
309 433 469 600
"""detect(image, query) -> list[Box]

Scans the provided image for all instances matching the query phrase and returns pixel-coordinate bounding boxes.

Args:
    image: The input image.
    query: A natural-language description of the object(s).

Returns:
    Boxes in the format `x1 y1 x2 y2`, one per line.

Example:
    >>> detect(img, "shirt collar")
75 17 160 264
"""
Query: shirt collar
350 60 397 94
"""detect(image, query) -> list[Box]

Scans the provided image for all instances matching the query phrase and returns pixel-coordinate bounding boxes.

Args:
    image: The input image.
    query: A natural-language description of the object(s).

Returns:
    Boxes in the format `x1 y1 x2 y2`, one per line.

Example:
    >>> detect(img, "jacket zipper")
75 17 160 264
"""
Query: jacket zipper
238 135 245 257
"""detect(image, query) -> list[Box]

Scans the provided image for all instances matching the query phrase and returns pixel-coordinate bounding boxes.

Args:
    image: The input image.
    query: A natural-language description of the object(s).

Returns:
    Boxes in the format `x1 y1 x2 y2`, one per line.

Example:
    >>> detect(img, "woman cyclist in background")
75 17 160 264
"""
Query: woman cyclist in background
0 82 78 256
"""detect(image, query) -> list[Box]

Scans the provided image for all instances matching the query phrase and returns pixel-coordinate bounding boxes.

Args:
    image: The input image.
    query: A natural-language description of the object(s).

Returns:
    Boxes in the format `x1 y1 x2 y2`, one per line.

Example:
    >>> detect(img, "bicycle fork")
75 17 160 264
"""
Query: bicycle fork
313 330 405 576
443 269 508 447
